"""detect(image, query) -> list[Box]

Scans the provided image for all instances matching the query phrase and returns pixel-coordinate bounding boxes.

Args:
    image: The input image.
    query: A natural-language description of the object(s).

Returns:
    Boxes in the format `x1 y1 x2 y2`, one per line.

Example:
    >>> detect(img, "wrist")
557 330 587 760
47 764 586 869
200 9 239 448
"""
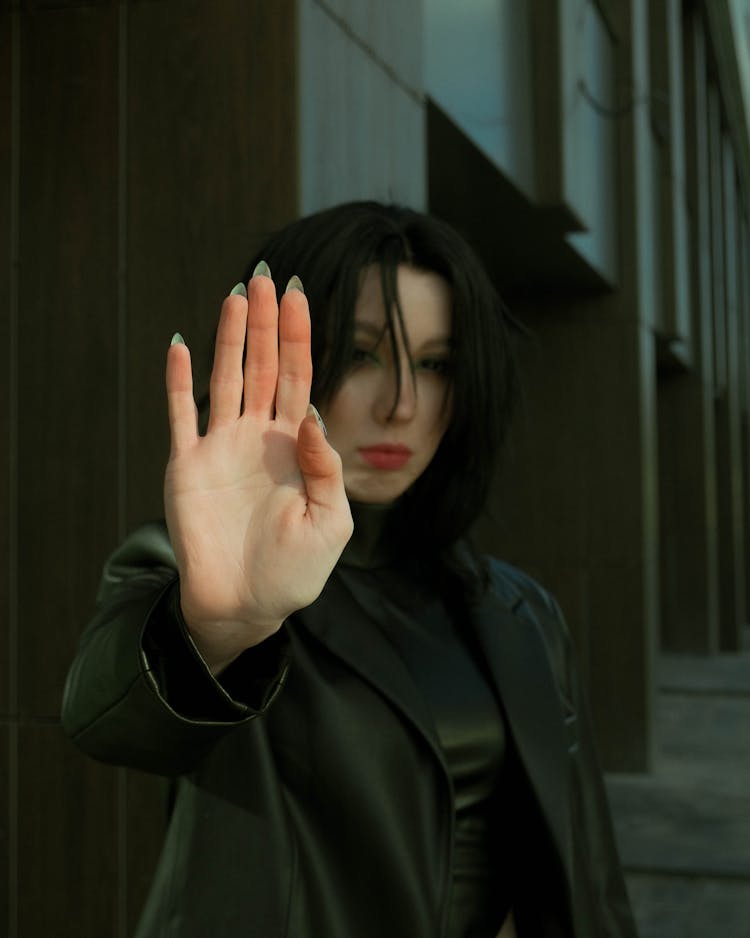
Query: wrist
190 641 243 678
180 607 283 677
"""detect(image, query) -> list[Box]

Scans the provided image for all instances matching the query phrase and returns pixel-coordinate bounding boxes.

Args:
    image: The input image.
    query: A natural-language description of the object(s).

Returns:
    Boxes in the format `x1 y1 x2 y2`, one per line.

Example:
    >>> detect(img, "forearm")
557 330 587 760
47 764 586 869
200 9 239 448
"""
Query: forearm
61 525 290 775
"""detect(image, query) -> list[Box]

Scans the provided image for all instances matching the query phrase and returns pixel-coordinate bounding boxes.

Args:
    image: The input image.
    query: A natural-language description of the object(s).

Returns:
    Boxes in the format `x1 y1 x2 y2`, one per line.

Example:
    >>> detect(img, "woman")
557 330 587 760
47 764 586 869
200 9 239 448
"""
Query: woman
62 202 636 937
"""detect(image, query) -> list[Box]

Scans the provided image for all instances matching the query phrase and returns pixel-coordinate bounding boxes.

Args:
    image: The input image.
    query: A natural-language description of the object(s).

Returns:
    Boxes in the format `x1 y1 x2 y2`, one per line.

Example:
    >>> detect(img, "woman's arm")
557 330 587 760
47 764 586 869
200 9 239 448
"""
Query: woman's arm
61 521 290 776
63 269 352 774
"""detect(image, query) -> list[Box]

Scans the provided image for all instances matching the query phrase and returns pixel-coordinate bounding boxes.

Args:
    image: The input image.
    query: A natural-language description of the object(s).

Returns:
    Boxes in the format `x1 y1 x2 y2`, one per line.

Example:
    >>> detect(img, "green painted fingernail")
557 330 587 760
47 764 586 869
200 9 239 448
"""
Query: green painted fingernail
170 332 185 346
230 282 247 297
252 260 271 278
286 275 304 294
307 403 327 436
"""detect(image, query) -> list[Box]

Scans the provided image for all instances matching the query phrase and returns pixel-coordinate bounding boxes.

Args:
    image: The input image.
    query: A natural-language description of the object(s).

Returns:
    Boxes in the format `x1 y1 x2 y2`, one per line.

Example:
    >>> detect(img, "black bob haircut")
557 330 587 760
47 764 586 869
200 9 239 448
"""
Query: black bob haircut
234 201 519 580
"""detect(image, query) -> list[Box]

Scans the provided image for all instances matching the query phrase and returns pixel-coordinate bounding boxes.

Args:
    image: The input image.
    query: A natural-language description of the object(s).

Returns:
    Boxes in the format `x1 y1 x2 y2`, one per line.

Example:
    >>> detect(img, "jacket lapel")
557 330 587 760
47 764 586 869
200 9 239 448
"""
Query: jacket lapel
297 560 573 873
468 586 573 873
295 571 450 778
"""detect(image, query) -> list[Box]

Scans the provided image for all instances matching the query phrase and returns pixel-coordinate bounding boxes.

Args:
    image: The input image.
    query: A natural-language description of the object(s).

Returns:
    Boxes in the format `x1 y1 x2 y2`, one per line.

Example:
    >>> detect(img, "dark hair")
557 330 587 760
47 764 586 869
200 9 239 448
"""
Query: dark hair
237 201 519 583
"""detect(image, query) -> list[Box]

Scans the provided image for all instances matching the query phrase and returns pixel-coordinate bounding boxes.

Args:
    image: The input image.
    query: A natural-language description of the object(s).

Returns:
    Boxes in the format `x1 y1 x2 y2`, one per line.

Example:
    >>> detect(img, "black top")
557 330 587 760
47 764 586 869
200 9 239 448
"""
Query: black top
338 502 513 937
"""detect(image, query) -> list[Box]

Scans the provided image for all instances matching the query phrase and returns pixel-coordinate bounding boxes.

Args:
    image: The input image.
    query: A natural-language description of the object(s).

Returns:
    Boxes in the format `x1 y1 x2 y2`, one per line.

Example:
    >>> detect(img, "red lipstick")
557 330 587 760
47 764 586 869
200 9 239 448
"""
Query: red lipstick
358 444 412 470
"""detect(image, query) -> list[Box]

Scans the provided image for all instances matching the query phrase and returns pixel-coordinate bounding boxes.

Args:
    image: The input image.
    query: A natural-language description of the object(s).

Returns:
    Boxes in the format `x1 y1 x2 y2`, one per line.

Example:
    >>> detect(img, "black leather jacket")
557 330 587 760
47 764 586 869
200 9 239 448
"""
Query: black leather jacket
62 522 637 938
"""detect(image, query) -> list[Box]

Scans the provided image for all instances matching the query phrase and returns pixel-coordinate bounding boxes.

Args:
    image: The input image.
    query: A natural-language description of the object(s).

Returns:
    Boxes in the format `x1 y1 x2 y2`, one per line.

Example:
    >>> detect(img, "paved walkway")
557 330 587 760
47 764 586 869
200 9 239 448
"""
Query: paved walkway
606 628 750 938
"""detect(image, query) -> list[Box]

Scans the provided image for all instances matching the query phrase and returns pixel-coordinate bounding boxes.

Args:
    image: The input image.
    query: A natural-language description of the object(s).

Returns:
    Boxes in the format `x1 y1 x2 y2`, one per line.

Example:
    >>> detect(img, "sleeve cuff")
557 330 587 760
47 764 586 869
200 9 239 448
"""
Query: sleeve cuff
141 579 291 722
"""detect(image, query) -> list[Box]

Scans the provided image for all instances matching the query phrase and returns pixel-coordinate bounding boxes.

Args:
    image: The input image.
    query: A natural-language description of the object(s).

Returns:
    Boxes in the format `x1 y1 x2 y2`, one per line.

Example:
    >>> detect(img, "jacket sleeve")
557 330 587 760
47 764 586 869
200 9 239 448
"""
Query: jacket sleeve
537 588 638 938
61 521 290 776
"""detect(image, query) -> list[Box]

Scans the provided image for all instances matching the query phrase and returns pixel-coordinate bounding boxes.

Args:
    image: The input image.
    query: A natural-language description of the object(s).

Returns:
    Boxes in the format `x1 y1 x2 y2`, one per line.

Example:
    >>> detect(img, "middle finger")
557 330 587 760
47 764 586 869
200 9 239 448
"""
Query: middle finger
243 266 279 419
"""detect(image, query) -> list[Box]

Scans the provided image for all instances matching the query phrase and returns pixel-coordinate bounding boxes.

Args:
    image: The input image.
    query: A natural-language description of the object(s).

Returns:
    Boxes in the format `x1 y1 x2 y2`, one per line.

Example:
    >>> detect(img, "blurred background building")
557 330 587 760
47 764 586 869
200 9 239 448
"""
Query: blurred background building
2 0 749 935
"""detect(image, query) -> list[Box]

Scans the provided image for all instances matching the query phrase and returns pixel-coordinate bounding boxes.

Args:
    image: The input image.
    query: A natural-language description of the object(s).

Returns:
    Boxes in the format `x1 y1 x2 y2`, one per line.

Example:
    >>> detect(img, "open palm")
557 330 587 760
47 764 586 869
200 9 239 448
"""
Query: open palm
164 269 352 673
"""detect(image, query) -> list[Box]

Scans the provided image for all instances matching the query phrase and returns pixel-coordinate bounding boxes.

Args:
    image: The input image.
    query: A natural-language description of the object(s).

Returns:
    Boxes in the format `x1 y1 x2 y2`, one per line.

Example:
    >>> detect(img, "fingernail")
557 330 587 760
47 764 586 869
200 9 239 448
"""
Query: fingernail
307 403 327 436
285 275 304 294
230 282 247 297
252 260 271 278
171 332 185 346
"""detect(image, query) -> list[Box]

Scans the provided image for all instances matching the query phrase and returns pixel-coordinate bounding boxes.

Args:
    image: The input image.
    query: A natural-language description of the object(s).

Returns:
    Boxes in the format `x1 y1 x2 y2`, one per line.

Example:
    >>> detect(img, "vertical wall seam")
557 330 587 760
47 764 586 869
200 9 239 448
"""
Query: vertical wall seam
116 3 129 936
8 8 20 938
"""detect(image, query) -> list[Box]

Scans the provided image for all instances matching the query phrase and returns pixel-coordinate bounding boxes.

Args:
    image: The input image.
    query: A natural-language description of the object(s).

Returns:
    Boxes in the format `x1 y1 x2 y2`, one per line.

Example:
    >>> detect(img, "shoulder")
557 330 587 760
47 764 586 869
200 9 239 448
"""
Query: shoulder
480 554 573 683
482 555 561 619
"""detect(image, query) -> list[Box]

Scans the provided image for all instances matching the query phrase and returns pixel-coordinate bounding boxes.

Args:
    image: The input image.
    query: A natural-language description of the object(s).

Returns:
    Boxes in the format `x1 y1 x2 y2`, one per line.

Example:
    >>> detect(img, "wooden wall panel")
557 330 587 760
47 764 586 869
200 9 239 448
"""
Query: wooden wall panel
25 1 114 8
475 294 657 771
718 140 746 650
708 84 727 393
1 8 16 937
0 724 10 938
18 725 118 937
126 0 299 527
120 1 301 928
5 0 312 932
0 9 13 720
125 770 168 932
657 7 720 653
17 7 119 717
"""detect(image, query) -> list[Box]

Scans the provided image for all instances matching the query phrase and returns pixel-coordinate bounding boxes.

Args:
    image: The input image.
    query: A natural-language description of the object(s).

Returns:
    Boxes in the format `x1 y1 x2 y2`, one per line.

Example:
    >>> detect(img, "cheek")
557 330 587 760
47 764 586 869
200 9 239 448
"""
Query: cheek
424 383 452 437
324 372 378 417
318 385 363 446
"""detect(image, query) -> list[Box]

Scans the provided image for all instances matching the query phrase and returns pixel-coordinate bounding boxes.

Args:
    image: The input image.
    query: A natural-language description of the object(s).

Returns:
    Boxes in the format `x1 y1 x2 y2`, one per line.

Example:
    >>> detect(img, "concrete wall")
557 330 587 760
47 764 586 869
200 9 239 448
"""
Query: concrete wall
298 0 426 212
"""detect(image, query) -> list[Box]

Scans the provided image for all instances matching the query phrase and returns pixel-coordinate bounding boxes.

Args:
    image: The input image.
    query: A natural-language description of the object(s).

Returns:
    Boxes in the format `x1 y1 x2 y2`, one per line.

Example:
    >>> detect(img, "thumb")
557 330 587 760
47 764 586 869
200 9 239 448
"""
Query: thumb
296 411 346 510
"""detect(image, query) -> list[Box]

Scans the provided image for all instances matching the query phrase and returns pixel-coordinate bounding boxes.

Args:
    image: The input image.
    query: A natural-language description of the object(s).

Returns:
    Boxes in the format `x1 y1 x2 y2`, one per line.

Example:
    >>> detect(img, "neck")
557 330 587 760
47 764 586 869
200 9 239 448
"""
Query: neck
339 500 395 570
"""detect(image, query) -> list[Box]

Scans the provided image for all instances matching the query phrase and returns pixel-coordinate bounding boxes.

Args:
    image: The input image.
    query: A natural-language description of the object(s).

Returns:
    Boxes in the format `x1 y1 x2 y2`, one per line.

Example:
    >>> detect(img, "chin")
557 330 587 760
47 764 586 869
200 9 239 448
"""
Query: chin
345 475 413 505
347 489 403 505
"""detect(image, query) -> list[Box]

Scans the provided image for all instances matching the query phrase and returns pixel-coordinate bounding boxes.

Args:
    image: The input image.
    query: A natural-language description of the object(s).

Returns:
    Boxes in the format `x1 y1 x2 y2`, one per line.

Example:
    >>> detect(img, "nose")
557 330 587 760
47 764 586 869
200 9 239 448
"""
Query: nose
373 361 417 424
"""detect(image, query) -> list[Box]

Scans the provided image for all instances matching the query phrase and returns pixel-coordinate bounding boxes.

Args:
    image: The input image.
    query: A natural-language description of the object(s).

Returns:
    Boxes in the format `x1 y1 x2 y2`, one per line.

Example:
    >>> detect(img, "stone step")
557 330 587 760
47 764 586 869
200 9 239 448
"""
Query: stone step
605 635 750 938
606 775 750 879
623 872 750 938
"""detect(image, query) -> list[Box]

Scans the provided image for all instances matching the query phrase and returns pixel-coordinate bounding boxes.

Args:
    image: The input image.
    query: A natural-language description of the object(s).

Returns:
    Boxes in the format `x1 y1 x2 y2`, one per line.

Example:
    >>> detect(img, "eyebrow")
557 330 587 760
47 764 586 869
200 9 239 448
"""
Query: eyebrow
353 322 387 339
353 321 452 348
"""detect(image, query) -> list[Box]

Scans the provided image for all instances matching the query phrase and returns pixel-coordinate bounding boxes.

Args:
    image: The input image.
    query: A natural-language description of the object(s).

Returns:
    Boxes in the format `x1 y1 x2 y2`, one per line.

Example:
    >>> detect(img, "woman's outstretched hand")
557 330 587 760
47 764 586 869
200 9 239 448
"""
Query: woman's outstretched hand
164 267 353 674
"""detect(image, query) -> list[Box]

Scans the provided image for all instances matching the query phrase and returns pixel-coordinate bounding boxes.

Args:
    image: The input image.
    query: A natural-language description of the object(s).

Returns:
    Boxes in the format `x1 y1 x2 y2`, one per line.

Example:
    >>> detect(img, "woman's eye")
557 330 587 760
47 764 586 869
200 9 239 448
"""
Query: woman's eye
417 357 451 375
352 347 380 365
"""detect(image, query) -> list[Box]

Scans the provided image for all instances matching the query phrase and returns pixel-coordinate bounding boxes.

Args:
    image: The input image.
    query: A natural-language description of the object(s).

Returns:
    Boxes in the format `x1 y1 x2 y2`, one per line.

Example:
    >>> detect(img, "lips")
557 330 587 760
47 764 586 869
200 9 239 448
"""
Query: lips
358 445 412 470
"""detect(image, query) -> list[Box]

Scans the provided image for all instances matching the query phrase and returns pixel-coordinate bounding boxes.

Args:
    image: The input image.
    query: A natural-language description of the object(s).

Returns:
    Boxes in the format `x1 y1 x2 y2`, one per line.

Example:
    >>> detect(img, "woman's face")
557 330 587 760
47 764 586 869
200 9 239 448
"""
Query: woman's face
321 264 453 504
